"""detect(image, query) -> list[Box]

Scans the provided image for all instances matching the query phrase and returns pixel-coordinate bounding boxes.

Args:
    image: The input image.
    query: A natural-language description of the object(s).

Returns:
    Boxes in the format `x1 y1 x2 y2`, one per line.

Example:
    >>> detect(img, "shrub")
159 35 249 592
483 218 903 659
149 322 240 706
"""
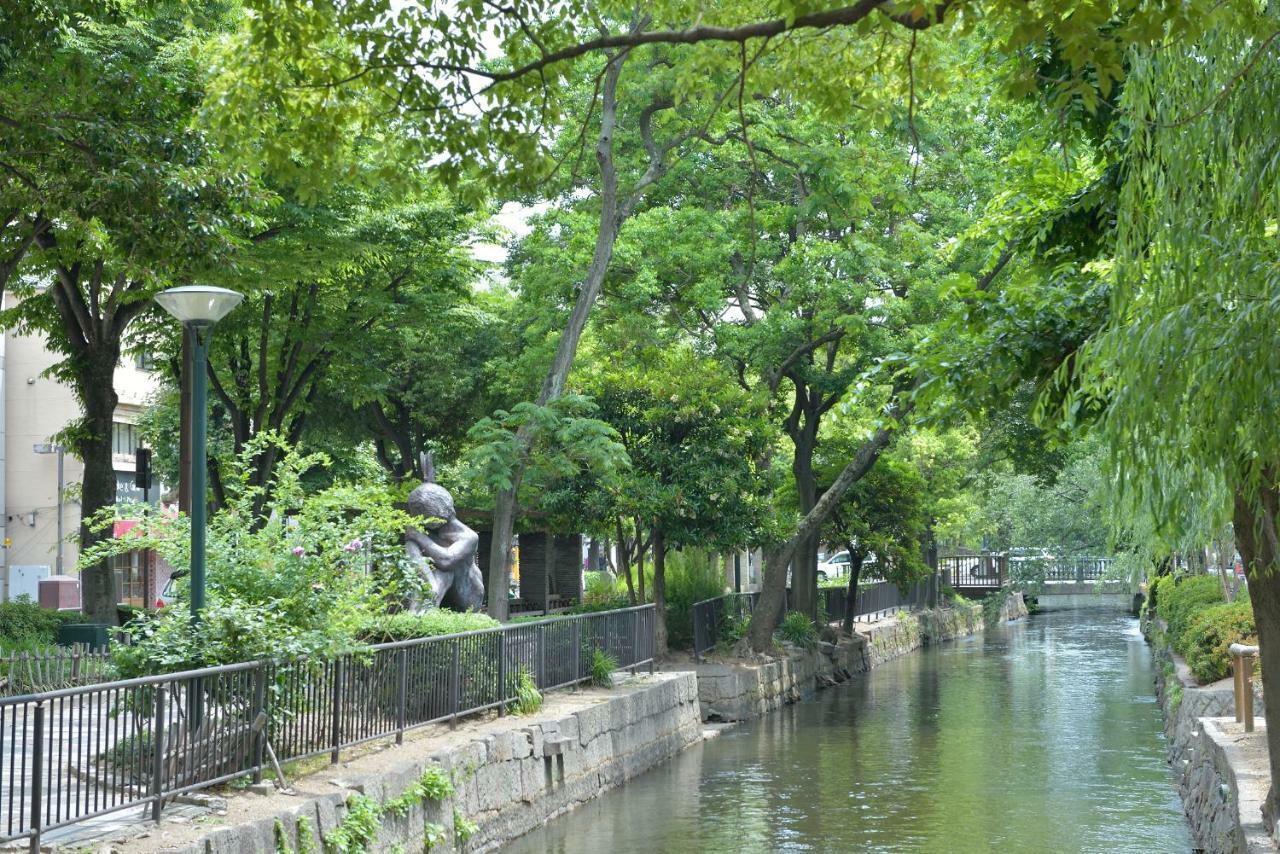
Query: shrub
1159 575 1225 647
582 571 617 605
590 648 617 688
662 549 726 650
85 435 421 675
1182 601 1256 684
777 611 818 649
353 610 499 643
0 596 81 649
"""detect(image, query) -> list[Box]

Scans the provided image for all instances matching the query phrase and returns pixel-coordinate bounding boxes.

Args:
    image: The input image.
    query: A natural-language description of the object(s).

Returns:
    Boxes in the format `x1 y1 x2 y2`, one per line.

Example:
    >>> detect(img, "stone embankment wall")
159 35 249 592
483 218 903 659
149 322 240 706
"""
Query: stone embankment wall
125 673 701 854
694 593 1025 723
1144 618 1275 854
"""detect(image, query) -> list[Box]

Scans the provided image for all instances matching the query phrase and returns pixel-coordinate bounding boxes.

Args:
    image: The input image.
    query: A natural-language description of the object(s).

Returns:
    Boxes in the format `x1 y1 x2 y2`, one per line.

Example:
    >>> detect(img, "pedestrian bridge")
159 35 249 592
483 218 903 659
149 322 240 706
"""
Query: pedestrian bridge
940 554 1132 610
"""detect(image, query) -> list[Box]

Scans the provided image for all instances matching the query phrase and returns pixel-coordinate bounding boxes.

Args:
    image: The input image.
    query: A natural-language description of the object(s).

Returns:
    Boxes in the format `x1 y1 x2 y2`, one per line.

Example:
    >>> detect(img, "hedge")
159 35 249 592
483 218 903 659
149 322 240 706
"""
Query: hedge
354 610 500 643
1149 573 1256 684
1183 601 1256 684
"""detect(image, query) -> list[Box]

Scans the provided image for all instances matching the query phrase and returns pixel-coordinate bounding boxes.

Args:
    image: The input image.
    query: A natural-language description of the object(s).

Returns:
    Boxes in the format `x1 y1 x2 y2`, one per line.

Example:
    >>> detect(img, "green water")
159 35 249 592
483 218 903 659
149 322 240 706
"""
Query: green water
503 610 1190 853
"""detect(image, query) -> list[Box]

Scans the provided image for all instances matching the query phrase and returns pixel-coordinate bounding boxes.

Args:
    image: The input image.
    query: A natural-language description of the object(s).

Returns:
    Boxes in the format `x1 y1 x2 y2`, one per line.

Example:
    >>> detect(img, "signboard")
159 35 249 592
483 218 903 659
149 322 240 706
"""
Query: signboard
115 471 159 505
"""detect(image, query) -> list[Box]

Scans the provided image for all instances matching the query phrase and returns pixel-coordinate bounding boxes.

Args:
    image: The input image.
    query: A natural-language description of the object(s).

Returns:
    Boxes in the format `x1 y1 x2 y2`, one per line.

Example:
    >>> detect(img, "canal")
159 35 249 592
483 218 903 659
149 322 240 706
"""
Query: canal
504 609 1190 853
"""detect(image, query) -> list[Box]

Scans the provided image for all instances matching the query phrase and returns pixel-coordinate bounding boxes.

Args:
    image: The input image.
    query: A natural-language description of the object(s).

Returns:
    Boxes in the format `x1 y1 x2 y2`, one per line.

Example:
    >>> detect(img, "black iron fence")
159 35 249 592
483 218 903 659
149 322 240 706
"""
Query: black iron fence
0 605 655 849
816 575 940 625
691 576 942 661
691 593 760 662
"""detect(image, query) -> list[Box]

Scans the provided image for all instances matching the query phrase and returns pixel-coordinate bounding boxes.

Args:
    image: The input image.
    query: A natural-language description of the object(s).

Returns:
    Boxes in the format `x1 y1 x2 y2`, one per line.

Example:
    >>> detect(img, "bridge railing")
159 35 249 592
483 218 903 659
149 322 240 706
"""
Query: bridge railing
939 554 1006 589
1040 557 1113 582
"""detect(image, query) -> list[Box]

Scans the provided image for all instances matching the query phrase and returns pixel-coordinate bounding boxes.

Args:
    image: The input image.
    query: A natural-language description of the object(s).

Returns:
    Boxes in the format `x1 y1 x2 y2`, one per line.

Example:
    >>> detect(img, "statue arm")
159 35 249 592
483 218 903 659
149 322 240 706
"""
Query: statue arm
407 527 476 566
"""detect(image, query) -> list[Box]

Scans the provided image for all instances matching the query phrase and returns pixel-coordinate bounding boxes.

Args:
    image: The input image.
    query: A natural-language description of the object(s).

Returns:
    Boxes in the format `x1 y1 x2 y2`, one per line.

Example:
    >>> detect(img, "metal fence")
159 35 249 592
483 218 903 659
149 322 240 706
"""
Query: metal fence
0 604 655 849
691 576 942 661
691 593 760 662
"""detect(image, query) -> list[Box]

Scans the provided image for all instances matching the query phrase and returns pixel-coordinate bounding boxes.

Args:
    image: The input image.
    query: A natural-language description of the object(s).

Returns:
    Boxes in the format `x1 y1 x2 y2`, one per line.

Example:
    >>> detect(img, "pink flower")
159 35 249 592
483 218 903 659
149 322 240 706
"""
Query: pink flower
292 546 306 557
342 539 363 553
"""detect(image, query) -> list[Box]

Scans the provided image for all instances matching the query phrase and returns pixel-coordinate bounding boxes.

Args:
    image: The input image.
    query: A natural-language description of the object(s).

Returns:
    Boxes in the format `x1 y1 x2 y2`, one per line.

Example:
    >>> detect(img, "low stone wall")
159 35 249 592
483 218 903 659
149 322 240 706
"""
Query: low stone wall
115 672 701 854
1145 618 1275 853
1180 718 1273 854
691 596 1019 723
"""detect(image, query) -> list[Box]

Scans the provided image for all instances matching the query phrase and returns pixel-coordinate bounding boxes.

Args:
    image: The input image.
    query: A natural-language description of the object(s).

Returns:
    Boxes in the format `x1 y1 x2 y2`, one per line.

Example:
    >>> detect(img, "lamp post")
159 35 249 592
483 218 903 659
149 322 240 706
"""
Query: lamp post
32 443 64 575
155 286 243 626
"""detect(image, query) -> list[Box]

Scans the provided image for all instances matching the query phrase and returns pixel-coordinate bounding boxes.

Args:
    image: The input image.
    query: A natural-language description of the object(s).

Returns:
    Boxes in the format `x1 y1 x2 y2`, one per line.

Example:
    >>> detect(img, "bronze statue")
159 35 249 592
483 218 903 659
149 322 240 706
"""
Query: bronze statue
405 452 486 612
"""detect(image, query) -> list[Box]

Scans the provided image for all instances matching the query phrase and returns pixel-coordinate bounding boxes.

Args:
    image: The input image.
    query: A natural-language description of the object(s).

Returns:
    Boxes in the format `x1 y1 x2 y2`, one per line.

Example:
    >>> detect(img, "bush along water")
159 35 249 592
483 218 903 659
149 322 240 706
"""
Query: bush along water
1148 573 1255 683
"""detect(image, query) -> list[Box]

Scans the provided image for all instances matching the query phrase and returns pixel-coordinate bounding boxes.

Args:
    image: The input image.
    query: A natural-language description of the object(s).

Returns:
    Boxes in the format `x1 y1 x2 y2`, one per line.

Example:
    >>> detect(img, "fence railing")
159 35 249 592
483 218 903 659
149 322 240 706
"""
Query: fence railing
0 646 115 698
1034 557 1114 583
939 554 1007 589
0 604 655 848
816 576 940 626
691 576 942 661
691 593 759 662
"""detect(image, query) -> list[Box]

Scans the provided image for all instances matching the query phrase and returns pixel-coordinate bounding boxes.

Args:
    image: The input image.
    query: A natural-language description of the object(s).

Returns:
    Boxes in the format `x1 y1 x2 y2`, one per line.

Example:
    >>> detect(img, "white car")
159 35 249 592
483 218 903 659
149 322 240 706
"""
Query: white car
817 551 852 582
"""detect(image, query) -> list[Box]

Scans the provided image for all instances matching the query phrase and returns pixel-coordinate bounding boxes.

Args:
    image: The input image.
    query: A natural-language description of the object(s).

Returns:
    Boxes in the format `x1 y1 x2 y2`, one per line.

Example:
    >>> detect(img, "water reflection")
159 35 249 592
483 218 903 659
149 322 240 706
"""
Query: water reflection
503 611 1189 853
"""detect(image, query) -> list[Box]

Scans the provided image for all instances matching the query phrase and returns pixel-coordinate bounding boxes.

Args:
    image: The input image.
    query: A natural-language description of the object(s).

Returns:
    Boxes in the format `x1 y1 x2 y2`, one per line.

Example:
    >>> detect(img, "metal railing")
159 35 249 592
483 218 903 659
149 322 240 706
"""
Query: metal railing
691 593 760 662
0 604 655 849
691 576 942 661
816 576 940 625
1036 557 1114 583
939 554 1007 589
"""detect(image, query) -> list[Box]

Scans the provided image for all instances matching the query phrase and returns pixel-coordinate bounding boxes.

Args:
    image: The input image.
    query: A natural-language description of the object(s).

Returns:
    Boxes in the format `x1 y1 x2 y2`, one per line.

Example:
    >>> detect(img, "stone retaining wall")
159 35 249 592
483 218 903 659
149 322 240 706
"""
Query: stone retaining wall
691 594 1024 723
1144 618 1276 853
120 672 701 854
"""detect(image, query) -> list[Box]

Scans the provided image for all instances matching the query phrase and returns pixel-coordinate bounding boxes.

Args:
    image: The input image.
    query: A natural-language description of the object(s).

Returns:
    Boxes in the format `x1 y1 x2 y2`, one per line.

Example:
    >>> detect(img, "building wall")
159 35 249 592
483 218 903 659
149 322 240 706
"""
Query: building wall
2 293 163 603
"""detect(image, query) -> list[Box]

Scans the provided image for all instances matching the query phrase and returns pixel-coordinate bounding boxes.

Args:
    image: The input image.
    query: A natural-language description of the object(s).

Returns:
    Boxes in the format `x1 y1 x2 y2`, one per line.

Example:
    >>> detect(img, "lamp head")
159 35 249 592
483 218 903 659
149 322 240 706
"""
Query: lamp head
155 285 244 327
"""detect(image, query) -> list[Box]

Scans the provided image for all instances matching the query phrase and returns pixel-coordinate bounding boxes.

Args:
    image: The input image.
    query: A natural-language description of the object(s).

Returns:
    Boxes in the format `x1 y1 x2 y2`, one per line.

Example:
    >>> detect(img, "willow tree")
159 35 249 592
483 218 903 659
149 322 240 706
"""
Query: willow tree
1082 17 1280 814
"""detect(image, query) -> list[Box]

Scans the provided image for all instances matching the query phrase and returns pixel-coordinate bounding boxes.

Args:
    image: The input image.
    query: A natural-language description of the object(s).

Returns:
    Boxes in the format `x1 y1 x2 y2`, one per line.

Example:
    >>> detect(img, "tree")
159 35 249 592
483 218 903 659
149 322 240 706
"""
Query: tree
821 456 929 634
1078 17 1280 813
0 2 251 622
579 342 777 652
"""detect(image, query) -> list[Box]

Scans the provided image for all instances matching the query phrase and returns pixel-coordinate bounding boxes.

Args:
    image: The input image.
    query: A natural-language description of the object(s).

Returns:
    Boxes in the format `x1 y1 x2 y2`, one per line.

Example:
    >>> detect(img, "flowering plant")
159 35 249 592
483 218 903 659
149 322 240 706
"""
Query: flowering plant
80 433 423 674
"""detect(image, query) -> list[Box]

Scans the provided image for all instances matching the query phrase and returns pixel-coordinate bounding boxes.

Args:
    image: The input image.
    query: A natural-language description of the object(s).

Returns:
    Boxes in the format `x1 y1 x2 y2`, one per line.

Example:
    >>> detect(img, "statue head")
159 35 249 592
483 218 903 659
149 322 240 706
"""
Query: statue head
408 451 455 531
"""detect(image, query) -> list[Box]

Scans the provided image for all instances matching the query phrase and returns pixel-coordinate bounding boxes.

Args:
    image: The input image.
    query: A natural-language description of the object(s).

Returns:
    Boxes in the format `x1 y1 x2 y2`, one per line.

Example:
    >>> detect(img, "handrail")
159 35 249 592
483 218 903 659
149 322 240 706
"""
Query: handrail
0 603 657 846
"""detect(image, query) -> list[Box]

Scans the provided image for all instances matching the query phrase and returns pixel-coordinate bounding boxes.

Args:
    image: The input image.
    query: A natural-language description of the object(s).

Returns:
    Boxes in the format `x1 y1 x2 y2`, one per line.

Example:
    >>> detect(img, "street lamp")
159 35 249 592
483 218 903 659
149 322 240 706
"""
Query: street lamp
32 442 64 575
155 286 243 625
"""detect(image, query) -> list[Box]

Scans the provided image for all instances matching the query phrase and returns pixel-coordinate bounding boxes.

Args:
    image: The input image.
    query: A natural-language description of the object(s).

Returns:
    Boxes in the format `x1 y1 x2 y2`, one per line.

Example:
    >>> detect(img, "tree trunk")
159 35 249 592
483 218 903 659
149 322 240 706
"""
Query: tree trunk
1233 481 1280 823
616 520 636 605
486 486 518 620
748 422 898 652
652 528 668 656
841 550 867 635
637 542 647 603
76 358 122 625
543 528 554 616
791 431 820 620
486 48 631 619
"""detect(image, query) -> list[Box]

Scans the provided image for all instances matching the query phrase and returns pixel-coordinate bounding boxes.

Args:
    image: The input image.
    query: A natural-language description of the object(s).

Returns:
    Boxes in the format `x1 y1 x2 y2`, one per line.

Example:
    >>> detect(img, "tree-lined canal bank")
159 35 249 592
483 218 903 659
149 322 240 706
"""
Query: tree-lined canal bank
505 610 1190 853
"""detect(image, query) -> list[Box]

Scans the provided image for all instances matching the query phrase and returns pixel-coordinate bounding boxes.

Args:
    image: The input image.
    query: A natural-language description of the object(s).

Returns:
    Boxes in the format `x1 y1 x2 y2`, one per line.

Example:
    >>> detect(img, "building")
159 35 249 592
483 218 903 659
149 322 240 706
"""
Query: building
1 294 165 607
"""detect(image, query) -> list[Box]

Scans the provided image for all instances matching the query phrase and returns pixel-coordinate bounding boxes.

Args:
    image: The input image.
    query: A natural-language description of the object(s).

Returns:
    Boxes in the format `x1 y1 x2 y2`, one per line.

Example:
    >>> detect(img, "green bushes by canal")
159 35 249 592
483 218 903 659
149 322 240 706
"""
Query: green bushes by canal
1151 574 1255 683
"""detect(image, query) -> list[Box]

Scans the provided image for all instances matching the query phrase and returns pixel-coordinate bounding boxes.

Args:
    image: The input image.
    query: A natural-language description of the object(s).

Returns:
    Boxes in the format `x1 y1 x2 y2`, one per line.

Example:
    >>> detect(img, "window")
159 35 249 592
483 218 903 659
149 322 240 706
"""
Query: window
134 350 155 371
112 422 138 456
112 551 145 604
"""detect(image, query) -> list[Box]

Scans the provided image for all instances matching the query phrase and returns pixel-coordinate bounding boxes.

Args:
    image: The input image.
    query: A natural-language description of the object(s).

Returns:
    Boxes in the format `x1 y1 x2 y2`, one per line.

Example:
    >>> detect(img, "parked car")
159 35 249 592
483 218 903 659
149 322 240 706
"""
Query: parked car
817 551 851 582
816 551 877 582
